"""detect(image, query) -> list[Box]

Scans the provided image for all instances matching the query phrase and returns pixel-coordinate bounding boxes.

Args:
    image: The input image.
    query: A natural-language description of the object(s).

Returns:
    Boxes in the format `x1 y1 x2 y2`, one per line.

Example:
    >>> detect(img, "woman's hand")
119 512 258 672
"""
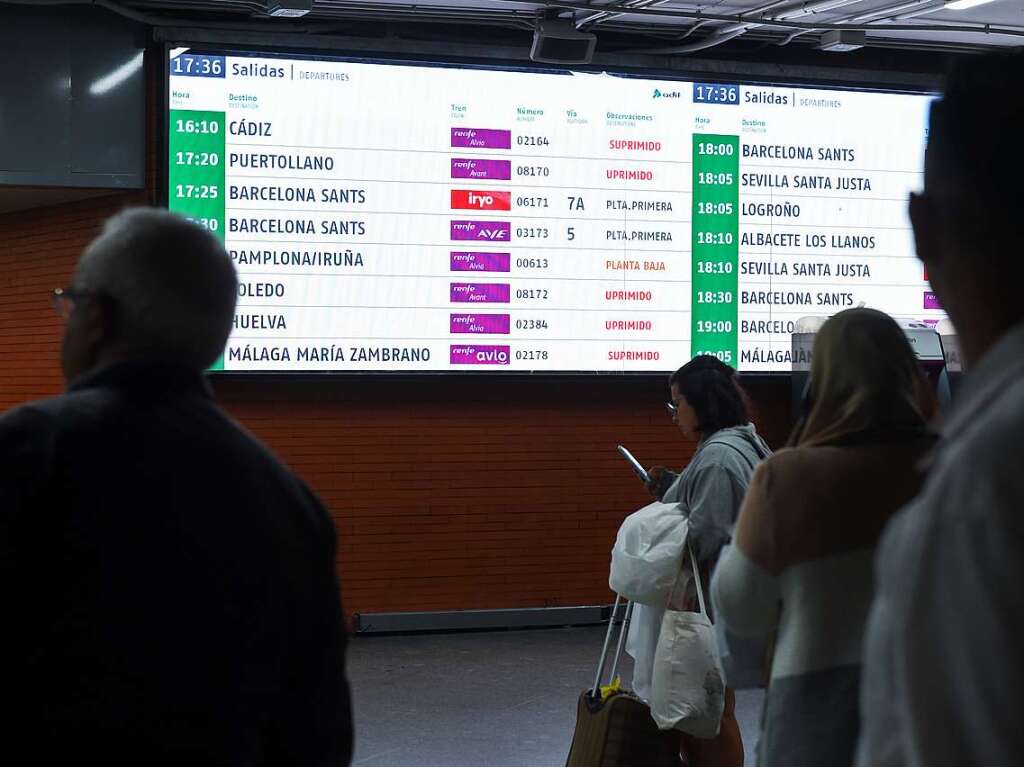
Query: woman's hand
646 466 667 495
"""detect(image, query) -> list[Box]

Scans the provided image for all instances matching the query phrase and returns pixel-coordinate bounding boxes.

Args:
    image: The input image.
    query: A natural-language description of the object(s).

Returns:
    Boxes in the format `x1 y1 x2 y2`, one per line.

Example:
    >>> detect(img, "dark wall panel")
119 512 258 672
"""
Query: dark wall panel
0 17 69 174
0 7 144 188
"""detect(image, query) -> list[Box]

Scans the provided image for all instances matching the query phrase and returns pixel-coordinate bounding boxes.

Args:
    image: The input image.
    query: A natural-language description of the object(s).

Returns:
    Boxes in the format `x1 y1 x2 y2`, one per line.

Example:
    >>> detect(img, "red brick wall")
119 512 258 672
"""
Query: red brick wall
0 194 147 401
0 194 791 617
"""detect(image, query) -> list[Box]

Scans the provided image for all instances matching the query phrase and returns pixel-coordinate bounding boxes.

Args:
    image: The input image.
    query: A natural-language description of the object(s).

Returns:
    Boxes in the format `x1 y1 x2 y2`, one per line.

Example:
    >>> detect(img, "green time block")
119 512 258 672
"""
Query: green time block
691 133 740 367
168 109 226 241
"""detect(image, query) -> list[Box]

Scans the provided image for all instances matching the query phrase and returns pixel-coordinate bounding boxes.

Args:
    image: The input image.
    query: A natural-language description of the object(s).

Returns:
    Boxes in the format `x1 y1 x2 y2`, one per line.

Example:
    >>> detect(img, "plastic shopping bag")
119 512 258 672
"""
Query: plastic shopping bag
649 544 725 737
609 502 688 606
625 602 662 702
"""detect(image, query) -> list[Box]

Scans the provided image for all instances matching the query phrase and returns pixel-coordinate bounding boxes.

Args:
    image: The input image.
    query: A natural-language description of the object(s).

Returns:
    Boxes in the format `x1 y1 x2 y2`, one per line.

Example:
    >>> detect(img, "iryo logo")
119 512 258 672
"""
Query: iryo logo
451 190 511 211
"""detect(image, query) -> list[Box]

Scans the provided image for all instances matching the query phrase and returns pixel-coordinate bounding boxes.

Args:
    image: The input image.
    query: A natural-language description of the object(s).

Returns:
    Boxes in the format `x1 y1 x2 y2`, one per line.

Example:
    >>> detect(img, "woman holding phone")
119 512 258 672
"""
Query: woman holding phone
629 354 771 766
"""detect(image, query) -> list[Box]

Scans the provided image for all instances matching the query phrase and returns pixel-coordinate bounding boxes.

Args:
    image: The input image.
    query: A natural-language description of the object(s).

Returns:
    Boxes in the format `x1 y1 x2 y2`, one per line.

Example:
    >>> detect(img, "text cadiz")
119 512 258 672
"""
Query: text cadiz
229 121 272 136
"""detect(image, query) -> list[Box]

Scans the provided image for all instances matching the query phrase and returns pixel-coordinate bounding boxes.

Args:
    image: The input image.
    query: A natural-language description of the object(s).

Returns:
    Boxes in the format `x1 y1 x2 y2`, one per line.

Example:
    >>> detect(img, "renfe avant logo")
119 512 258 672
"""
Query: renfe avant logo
450 344 511 365
449 283 511 303
451 190 511 211
451 220 511 241
451 158 512 181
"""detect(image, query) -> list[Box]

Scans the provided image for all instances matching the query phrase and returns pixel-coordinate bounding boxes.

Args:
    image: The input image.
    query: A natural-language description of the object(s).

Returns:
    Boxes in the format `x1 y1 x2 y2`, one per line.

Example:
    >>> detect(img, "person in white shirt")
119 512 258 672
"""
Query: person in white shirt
856 52 1024 767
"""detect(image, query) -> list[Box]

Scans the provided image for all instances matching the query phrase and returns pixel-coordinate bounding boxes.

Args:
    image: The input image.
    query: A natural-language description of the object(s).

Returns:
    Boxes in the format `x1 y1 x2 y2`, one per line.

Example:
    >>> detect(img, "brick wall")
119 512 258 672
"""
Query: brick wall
0 194 791 617
0 194 147 401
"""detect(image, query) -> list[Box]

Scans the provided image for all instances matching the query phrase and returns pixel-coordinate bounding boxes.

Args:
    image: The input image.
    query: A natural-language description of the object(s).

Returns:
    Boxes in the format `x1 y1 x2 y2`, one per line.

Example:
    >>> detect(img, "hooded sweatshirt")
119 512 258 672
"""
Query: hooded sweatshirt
656 423 772 566
626 422 771 701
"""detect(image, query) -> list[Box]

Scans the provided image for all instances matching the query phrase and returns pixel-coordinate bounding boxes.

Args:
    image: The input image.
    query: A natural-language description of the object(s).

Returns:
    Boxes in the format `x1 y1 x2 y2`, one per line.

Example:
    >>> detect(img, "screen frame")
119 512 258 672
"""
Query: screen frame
159 40 938 379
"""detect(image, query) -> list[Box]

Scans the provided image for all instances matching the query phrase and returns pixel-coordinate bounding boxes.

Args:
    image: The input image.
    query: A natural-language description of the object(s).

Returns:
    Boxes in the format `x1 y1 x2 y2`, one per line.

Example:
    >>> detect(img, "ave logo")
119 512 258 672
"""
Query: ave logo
451 189 511 211
477 225 509 240
450 220 512 242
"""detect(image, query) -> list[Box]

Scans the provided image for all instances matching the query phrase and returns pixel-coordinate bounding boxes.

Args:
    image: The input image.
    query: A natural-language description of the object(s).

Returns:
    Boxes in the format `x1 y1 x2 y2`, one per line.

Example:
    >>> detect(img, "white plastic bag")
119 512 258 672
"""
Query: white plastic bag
649 543 726 737
609 501 688 606
625 602 662 702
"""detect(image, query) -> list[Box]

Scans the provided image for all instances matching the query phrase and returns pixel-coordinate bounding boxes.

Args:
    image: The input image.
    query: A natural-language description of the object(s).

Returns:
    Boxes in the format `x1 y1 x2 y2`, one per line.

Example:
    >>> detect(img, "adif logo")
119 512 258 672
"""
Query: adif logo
653 89 682 99
450 190 511 211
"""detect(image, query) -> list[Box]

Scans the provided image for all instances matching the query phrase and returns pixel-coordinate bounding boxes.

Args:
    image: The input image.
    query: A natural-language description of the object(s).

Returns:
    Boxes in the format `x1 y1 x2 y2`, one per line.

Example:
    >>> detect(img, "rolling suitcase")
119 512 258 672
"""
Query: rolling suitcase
565 596 681 767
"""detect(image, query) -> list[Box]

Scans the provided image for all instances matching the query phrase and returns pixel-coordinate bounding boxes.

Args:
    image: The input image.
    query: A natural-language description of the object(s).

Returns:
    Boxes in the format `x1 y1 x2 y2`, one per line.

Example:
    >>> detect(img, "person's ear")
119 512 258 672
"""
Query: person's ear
80 292 120 354
96 292 120 342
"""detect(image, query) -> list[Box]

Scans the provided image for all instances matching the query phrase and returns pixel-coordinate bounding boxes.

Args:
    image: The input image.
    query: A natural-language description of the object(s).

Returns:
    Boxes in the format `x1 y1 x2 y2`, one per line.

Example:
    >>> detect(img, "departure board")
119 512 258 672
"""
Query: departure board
167 49 941 372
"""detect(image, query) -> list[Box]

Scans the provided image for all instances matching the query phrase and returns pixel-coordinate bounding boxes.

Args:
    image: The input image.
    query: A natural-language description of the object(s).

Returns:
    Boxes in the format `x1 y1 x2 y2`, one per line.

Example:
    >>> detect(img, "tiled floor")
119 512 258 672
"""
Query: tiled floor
348 625 763 766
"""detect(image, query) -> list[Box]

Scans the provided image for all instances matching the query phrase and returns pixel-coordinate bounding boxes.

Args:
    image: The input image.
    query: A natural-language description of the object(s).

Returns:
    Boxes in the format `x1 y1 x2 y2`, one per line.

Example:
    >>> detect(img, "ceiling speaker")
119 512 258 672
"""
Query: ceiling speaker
531 19 597 65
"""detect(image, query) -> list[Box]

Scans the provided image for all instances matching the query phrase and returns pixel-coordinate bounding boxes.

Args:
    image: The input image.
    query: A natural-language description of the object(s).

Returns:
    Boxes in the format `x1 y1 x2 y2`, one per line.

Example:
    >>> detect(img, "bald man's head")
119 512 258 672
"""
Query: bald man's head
62 209 237 381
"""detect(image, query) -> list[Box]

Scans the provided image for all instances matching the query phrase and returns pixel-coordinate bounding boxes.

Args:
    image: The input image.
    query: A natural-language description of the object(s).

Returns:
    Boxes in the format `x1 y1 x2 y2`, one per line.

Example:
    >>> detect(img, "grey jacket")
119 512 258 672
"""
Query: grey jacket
654 423 771 565
626 423 771 701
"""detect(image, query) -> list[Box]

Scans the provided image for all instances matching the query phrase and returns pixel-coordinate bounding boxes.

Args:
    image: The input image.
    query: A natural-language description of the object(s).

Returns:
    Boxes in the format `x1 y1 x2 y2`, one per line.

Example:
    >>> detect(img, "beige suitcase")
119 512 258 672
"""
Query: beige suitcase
565 598 681 767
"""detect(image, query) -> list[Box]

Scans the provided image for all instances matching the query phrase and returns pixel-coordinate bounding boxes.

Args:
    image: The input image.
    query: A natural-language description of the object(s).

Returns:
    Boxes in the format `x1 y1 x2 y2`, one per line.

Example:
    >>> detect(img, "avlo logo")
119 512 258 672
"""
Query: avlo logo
476 347 509 363
450 344 511 366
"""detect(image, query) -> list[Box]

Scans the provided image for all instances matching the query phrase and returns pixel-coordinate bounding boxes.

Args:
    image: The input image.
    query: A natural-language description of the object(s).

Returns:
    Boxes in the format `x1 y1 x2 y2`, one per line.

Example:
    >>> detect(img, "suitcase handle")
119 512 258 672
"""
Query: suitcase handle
590 596 634 699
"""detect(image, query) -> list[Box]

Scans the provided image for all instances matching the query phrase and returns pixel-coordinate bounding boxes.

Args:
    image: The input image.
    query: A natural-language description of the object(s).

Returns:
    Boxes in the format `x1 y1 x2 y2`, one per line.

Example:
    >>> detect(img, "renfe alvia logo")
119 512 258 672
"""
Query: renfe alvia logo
653 89 681 99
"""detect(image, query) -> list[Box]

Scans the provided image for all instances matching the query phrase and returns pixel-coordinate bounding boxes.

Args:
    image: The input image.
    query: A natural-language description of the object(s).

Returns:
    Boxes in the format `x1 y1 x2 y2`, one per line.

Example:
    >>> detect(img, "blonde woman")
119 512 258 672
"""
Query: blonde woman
710 309 936 767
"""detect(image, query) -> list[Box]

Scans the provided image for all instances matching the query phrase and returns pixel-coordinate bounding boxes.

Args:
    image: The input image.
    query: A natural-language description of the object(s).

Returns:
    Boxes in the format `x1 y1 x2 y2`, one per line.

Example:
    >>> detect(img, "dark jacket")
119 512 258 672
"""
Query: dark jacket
0 360 353 767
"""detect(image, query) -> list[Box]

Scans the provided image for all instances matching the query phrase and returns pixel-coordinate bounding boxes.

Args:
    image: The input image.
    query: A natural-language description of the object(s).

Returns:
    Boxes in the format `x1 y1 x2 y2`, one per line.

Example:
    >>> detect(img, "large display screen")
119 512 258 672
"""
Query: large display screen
166 48 942 373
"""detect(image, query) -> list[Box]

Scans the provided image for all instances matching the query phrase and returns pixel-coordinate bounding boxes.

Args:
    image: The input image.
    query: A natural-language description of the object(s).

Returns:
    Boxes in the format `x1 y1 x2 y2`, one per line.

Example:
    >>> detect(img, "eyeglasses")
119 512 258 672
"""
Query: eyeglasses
665 401 679 420
51 287 95 320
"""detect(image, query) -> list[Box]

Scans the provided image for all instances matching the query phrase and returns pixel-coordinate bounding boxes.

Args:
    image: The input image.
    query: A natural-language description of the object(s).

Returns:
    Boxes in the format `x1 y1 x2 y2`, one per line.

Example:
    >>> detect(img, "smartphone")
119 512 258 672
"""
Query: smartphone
616 445 650 485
